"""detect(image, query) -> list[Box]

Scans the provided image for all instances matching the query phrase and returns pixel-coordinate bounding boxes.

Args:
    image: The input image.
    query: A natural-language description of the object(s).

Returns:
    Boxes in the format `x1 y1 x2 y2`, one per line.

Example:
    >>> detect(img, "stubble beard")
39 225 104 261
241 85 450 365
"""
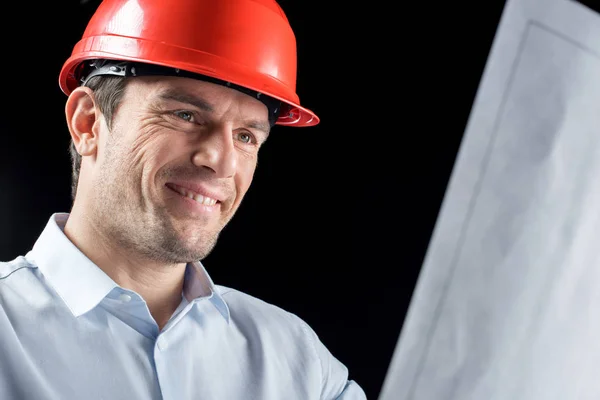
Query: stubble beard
91 146 221 265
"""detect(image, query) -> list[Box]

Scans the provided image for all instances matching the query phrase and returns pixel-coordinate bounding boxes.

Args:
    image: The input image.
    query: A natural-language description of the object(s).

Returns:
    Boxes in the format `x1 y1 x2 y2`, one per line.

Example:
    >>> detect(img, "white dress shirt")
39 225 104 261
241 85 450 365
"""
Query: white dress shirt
0 213 366 399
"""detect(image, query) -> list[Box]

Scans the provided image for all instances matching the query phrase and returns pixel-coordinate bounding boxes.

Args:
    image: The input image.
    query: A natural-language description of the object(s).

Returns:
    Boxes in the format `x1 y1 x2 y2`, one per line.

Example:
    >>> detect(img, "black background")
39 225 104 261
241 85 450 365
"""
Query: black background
0 1 516 398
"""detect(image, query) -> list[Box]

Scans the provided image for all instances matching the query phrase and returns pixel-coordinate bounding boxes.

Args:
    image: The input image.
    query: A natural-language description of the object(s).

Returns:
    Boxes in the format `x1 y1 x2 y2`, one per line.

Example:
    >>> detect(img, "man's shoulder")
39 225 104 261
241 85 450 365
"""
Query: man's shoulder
0 255 42 313
214 284 317 340
213 284 365 399
0 255 35 282
214 284 302 321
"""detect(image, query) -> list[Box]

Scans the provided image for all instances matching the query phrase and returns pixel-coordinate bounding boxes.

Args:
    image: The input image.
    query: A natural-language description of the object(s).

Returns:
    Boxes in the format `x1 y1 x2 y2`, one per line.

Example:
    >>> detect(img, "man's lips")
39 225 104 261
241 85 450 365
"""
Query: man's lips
165 183 220 206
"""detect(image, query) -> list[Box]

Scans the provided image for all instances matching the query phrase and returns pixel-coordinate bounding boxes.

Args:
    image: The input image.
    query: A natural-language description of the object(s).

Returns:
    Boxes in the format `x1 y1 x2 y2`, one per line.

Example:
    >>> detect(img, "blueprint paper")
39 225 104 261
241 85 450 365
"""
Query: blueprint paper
379 0 600 399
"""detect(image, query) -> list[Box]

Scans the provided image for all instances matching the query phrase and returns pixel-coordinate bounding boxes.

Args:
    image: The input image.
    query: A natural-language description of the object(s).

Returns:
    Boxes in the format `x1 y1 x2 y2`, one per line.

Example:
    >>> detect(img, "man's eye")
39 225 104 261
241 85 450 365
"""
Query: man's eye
236 132 254 144
174 110 194 122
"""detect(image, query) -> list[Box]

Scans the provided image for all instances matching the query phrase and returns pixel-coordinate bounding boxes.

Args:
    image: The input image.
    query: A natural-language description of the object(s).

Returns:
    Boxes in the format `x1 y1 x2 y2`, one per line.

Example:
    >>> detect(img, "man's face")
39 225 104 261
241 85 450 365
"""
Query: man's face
84 76 270 263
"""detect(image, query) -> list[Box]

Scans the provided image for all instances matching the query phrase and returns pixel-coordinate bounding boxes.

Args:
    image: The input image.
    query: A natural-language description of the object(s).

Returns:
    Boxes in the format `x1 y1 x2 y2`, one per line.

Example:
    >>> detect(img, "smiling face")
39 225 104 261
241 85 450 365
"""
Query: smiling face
72 75 271 263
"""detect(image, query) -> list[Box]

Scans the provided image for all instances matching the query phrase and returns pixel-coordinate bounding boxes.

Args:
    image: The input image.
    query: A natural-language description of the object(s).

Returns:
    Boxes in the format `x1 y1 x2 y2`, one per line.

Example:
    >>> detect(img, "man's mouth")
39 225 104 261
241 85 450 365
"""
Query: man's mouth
168 184 218 206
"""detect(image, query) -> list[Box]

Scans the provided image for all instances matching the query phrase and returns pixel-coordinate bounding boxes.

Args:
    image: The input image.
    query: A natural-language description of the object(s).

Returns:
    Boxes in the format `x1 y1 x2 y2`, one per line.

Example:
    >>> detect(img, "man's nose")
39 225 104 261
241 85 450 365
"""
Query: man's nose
191 126 237 178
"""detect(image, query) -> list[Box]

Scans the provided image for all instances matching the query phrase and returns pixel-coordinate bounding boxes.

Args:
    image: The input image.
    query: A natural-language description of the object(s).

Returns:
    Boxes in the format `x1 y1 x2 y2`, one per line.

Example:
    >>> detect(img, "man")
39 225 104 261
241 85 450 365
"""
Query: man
0 0 367 399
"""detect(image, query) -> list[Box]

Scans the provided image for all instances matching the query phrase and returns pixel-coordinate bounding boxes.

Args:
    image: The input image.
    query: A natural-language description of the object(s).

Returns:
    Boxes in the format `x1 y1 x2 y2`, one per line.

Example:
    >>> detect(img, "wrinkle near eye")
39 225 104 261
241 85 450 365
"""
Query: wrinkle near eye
129 124 164 165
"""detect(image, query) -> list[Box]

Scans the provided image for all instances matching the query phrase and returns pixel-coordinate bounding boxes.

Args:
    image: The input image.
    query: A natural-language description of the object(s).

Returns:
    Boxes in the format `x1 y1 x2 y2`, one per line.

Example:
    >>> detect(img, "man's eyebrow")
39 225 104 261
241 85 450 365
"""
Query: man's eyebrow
246 120 271 136
157 89 214 112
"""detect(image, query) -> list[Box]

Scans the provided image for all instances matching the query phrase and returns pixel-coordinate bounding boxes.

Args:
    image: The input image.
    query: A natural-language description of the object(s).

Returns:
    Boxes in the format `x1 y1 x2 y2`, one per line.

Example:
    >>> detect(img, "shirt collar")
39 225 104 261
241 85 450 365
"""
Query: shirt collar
185 261 230 323
27 213 229 322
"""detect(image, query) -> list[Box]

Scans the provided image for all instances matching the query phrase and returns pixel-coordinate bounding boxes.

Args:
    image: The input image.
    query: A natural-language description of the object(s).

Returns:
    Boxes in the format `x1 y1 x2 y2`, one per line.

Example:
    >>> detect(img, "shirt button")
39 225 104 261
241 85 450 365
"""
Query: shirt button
157 337 168 351
118 293 132 303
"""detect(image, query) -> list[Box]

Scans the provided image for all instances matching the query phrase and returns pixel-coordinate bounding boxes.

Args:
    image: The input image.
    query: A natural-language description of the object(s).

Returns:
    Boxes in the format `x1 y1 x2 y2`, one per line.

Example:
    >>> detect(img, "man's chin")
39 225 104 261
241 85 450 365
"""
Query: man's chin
168 238 218 262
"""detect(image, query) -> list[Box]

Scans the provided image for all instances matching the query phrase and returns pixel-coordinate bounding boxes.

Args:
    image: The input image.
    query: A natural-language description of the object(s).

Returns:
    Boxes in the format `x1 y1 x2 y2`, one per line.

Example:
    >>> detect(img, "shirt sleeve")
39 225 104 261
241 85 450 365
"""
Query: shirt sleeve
295 315 368 400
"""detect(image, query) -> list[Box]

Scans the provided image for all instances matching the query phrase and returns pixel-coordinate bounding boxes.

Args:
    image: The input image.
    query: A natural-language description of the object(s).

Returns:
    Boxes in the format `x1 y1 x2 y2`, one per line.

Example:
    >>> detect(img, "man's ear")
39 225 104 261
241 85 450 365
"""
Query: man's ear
65 86 101 158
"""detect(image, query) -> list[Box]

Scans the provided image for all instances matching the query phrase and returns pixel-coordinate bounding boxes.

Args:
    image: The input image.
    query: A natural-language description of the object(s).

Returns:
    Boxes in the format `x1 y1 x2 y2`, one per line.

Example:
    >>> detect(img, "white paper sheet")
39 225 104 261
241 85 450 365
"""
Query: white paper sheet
379 0 600 399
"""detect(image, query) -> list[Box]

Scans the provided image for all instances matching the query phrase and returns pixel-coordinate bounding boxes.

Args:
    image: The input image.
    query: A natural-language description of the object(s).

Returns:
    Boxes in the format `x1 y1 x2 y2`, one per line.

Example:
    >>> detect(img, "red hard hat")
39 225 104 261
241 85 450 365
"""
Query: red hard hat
58 0 319 127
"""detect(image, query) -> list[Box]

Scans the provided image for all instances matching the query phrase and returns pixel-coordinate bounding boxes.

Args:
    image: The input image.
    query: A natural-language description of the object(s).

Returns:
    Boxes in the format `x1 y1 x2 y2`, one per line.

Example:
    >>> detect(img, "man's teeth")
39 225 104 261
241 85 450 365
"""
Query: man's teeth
174 187 217 206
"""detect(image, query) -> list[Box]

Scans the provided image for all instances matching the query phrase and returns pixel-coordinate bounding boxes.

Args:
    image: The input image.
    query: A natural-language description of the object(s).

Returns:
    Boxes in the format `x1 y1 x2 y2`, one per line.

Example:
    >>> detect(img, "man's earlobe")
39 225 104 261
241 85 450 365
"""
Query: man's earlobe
65 87 100 157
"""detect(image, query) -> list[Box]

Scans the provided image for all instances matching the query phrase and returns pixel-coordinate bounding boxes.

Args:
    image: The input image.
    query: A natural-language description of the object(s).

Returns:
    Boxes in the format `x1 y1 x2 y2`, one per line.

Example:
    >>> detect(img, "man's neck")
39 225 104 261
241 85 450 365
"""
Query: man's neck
63 207 186 331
